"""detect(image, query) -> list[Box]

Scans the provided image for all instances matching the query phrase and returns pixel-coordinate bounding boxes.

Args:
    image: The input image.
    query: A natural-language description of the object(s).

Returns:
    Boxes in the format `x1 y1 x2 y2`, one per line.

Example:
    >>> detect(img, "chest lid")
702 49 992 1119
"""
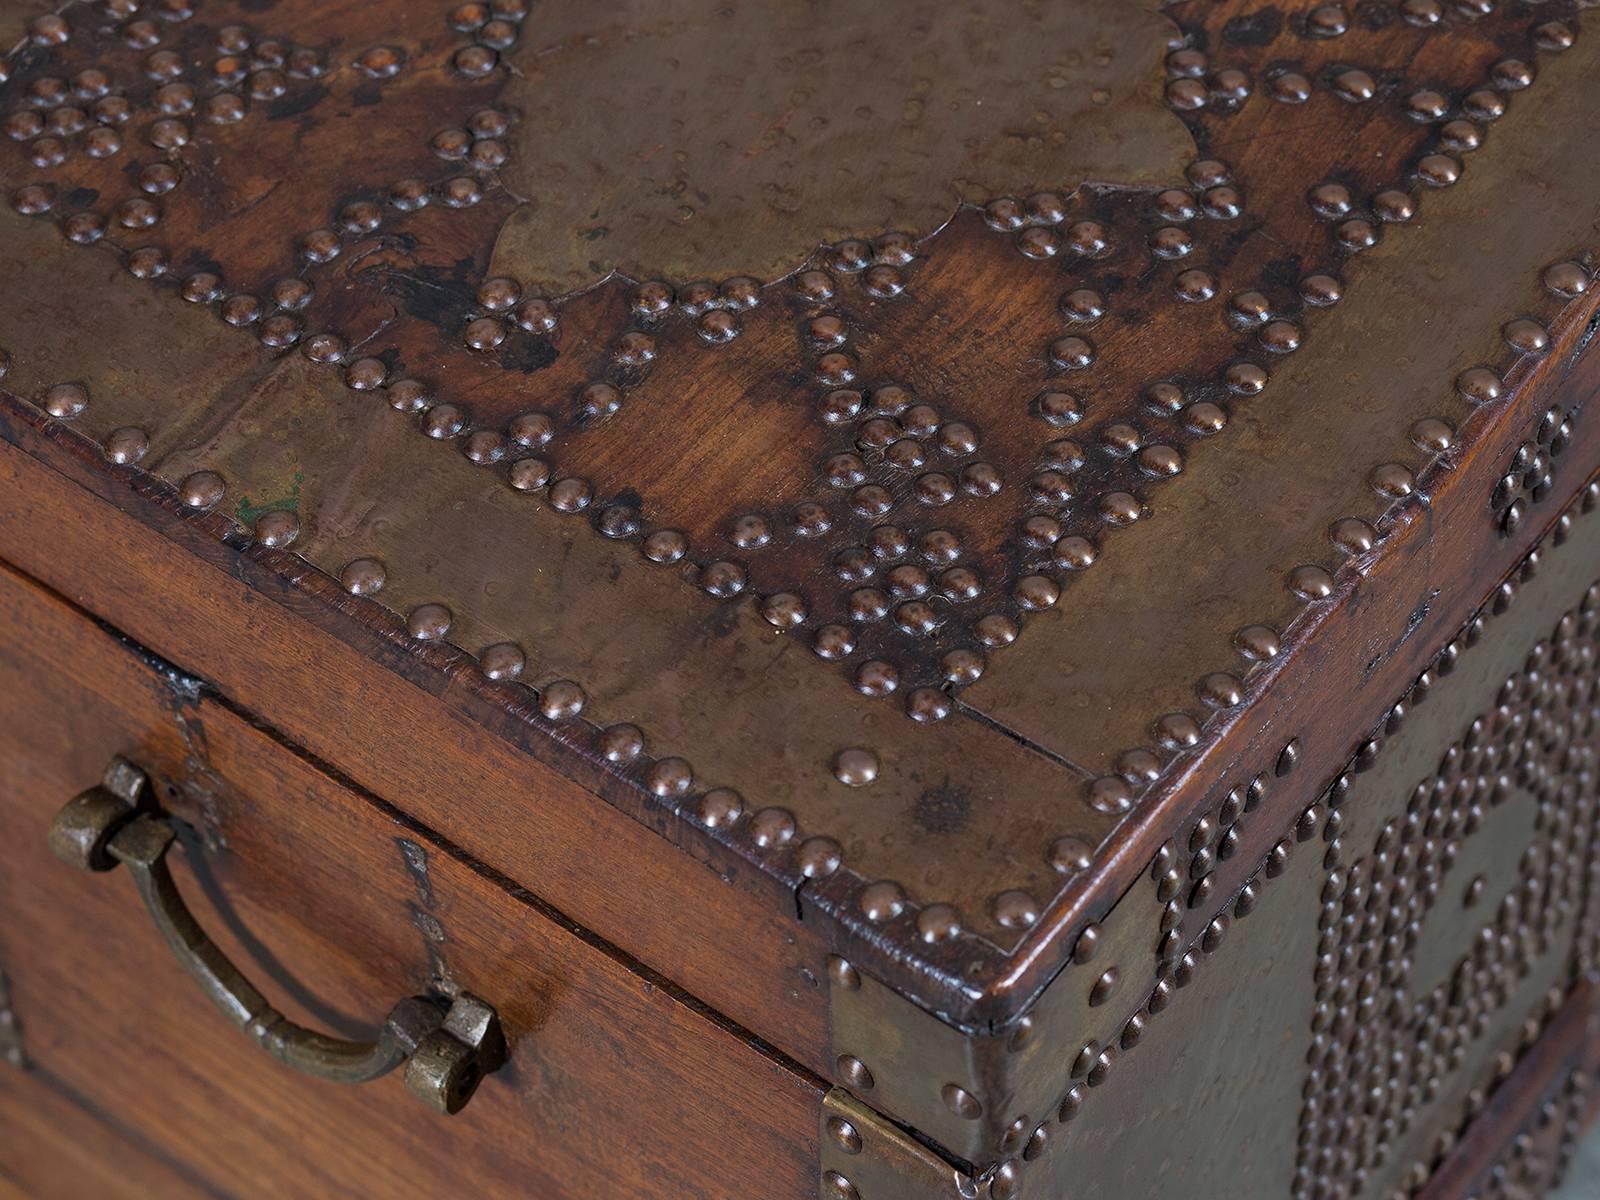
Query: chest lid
3 0 1600 1171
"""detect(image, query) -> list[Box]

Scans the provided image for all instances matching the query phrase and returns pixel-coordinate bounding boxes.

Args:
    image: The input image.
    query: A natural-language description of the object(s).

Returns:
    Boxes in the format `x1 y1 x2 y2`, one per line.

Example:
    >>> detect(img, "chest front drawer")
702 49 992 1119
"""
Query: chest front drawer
0 560 820 1200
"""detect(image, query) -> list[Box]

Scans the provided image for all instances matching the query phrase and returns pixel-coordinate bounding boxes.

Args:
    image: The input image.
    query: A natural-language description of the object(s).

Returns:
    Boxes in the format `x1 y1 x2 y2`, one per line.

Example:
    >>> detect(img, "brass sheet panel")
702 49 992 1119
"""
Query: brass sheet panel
964 34 1600 775
1033 833 1324 1199
490 0 1190 291
819 1089 978 1200
1 1 1597 1027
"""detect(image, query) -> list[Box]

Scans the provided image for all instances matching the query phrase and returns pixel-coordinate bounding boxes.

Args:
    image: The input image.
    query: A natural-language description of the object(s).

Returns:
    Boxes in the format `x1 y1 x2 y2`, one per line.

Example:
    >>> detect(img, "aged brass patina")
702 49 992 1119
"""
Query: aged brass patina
489 0 1191 291
3 20 1592 969
48 757 507 1115
3 1 1600 1195
819 1089 982 1200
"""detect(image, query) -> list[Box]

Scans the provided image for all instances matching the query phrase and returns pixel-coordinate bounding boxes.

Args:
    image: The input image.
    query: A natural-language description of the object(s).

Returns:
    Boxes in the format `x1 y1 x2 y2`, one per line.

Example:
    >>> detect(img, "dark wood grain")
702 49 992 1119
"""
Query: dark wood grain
0 1066 218 1200
0 425 841 1083
0 559 822 1200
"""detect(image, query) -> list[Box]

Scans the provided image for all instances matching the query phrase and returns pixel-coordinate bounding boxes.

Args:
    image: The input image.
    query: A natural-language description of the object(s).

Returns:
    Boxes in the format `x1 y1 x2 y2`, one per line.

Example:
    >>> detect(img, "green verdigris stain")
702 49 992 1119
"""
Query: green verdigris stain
234 468 304 525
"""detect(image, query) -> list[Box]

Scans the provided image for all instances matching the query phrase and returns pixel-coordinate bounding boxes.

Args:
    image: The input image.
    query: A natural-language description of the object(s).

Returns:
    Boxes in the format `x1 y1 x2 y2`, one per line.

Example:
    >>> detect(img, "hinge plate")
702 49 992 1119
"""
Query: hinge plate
820 1089 981 1200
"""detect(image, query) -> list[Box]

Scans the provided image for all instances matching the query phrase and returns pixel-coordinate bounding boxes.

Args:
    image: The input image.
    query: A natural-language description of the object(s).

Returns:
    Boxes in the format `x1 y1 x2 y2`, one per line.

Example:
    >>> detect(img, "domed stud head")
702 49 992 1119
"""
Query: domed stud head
42 381 88 418
178 470 225 510
253 510 299 548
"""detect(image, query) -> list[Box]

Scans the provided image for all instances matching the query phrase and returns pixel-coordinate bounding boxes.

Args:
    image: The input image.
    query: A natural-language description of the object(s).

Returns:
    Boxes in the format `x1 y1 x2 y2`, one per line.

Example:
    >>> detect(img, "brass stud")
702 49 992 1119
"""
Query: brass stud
1330 517 1378 555
252 510 299 548
941 1083 982 1120
827 957 861 992
1198 672 1244 708
1369 463 1416 499
836 1055 874 1091
1074 923 1101 964
340 558 387 595
406 604 452 641
540 680 587 721
1049 836 1093 875
42 381 88 418
1503 318 1550 355
1234 625 1281 662
1154 712 1201 750
177 470 225 510
597 724 644 763
832 748 879 787
1289 564 1335 600
104 427 150 465
1087 775 1133 814
1276 739 1301 777
479 643 525 681
696 788 744 830
916 904 962 944
825 1116 862 1155
1089 967 1120 1007
1409 419 1453 453
992 890 1040 930
859 881 907 923
749 807 797 849
1544 262 1590 299
797 837 843 879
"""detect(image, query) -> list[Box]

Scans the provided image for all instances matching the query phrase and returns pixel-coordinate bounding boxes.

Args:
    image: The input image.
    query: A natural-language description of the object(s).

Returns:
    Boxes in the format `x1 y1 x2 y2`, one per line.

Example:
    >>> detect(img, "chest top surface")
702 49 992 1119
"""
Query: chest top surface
2 0 1599 1021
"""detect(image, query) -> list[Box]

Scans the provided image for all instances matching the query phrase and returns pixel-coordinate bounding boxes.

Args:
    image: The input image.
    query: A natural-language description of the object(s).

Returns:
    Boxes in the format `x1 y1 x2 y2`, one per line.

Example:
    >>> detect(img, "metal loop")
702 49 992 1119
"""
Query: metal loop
49 757 505 1114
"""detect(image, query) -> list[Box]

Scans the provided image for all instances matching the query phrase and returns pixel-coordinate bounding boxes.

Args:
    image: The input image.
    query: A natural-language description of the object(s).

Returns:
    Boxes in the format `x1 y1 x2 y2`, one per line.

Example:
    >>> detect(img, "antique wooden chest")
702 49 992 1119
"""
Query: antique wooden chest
3 1 1600 1197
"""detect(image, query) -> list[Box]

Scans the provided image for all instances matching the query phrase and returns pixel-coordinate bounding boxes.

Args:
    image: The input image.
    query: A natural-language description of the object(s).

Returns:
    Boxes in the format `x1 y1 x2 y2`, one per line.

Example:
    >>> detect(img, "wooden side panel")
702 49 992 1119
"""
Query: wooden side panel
0 426 836 1081
0 562 820 1200
0 1067 216 1200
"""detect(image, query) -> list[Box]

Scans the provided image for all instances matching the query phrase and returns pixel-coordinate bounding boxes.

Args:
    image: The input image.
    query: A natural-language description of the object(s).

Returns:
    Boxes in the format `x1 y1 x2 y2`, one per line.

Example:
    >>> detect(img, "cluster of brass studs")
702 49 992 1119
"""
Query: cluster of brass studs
992 484 1600 1197
1295 526 1600 1198
984 193 1121 266
263 0 1580 750
447 0 528 79
1162 1 1576 117
9 0 1578 750
1007 838 1289 1198
1089 233 1593 861
1156 752 1293 961
6 3 328 262
1487 259 1594 537
932 8 1576 773
1468 1069 1592 1200
436 271 770 536
784 247 1014 706
993 738 1302 1173
1491 400 1577 538
269 128 501 349
2 1 517 354
8 0 1596 963
327 550 864 890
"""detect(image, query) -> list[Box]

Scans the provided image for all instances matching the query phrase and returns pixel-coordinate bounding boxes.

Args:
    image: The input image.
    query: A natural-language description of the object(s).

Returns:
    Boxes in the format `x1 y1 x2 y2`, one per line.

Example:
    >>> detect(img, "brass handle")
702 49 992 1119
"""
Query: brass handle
49 757 506 1114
